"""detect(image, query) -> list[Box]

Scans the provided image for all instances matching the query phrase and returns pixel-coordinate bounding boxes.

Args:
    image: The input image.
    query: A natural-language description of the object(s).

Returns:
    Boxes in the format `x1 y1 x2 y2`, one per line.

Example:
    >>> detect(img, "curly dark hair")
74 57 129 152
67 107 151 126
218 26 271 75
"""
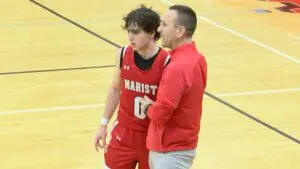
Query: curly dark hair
123 4 160 41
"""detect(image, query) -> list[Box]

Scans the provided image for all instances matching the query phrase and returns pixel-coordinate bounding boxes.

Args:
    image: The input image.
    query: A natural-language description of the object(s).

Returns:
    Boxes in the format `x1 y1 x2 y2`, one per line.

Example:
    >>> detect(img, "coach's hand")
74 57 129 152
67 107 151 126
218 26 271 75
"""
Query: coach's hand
94 125 107 152
141 95 153 115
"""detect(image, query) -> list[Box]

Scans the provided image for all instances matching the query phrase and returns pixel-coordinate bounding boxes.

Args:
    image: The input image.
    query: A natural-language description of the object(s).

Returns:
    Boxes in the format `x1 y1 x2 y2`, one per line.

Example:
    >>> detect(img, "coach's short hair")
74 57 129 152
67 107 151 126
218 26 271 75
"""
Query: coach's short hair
169 5 197 37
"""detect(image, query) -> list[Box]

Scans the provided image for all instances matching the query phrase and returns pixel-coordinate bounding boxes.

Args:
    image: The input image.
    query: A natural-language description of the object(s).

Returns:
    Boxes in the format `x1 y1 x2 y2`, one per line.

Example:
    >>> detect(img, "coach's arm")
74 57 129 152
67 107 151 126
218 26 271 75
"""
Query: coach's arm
144 65 187 125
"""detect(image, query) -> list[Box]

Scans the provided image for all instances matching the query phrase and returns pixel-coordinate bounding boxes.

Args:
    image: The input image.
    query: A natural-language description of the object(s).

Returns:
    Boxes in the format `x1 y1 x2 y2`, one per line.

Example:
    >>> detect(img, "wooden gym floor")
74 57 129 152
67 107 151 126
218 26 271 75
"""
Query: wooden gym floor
0 0 299 169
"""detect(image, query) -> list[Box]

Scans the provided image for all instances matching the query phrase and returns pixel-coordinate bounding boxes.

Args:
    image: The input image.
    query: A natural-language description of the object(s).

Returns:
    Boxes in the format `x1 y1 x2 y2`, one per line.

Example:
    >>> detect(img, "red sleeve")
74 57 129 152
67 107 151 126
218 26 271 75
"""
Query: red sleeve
147 65 187 125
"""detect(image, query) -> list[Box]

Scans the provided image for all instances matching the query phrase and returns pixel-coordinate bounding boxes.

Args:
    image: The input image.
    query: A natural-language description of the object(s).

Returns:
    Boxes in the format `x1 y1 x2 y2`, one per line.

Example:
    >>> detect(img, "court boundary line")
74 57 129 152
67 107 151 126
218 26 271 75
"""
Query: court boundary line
0 104 104 115
161 0 300 144
0 65 115 76
161 0 300 64
29 0 121 48
28 0 300 144
1 85 300 99
0 0 120 76
204 91 300 144
2 77 299 96
2 86 300 115
217 87 300 97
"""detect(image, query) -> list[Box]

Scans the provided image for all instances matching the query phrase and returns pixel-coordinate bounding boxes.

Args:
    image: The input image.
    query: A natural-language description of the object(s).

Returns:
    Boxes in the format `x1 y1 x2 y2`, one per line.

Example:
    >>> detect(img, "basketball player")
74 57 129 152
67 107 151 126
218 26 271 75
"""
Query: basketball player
94 5 169 169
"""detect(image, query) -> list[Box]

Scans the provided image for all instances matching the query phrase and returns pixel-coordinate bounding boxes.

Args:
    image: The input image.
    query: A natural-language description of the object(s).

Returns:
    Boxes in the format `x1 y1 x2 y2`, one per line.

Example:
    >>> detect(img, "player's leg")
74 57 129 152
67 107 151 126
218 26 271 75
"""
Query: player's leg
136 132 150 169
104 123 137 169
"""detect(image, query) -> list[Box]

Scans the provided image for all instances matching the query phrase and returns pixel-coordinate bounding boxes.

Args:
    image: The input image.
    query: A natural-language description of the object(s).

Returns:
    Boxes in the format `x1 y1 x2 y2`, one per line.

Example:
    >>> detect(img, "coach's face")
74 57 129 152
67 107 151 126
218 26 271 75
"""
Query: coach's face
157 10 179 49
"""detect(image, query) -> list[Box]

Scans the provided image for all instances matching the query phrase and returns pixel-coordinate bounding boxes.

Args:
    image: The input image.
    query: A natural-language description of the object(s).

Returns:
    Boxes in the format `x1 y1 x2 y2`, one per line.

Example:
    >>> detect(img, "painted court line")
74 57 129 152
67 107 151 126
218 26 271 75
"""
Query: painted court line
216 87 300 97
1 87 299 115
161 0 300 64
0 104 105 115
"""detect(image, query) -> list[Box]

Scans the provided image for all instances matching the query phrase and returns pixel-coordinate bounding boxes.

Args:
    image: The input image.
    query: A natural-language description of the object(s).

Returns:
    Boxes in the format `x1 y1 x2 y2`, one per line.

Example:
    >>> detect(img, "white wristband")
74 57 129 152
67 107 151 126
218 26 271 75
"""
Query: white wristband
100 117 109 126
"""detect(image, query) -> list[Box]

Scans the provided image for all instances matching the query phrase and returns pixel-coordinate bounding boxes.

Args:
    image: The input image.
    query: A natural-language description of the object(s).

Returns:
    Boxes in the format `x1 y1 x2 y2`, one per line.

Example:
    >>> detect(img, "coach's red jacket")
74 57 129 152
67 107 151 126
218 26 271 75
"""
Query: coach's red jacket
146 42 207 152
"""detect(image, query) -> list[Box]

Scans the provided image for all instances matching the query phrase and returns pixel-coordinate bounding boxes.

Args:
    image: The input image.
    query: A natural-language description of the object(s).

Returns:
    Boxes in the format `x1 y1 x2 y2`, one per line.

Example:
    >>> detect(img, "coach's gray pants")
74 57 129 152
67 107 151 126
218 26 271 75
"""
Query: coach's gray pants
149 149 196 169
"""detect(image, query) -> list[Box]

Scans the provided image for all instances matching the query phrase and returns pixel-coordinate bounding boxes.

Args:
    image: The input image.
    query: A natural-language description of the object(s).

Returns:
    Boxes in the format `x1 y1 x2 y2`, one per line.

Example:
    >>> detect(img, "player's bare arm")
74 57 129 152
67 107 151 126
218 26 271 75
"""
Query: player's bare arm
94 48 122 152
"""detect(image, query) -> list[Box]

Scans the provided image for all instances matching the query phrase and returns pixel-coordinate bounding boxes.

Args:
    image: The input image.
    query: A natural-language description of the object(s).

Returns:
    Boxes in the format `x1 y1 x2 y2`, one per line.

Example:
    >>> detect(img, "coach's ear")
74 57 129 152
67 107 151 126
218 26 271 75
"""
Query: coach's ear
176 25 186 38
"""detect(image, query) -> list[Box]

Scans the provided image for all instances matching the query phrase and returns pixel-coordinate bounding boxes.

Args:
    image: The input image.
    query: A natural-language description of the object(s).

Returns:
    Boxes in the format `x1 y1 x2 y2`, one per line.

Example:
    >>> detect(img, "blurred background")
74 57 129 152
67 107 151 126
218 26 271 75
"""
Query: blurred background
0 0 299 169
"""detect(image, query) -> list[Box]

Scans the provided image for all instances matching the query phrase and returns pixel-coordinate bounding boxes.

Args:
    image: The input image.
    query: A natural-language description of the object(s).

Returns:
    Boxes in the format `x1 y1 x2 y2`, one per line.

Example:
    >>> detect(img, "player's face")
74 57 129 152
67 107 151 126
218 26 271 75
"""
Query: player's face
127 24 153 51
157 10 178 49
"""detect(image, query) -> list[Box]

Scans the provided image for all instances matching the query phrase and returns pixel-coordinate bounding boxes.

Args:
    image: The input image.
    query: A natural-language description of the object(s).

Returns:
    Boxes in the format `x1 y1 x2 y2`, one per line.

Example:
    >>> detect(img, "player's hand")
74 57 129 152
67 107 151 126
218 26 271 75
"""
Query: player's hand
141 95 154 114
94 125 107 152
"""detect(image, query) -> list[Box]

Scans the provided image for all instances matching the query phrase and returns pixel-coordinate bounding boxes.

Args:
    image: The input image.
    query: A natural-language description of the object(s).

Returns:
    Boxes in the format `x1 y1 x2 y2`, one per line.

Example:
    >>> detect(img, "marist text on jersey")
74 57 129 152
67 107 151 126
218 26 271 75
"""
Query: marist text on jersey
124 79 158 96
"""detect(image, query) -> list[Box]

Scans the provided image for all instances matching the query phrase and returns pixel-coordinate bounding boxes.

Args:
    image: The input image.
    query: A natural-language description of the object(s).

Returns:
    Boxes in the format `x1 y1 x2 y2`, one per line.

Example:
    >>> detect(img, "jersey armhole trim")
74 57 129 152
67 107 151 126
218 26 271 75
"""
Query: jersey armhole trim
119 45 129 68
164 55 171 67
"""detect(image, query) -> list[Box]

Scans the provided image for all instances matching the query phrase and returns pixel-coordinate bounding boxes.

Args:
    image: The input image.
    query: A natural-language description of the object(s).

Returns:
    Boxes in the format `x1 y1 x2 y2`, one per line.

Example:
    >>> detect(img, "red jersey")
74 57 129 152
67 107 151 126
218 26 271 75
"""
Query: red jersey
117 45 169 131
147 42 207 152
